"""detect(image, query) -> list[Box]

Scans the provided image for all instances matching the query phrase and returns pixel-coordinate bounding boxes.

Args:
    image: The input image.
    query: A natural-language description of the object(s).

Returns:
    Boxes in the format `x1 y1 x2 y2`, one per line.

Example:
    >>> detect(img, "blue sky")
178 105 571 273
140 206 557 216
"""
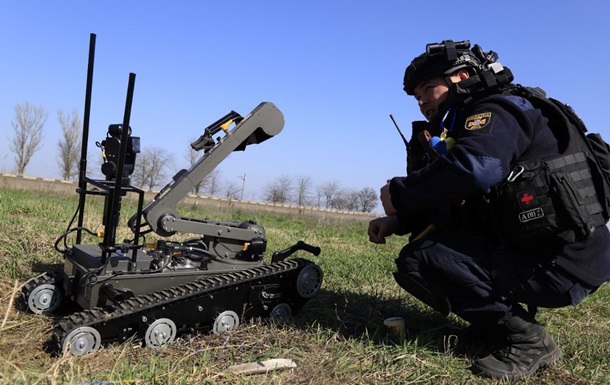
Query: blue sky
2 1 610 204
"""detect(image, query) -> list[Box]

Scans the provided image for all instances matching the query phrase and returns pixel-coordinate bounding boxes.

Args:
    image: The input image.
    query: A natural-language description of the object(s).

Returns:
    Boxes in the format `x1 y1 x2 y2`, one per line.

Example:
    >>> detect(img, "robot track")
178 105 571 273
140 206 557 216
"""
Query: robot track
20 266 64 314
54 258 323 355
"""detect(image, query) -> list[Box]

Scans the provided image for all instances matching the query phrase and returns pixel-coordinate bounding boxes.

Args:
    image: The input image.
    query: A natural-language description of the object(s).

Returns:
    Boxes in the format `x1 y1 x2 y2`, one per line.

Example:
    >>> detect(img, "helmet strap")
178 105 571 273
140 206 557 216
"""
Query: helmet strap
439 65 514 111
443 40 458 61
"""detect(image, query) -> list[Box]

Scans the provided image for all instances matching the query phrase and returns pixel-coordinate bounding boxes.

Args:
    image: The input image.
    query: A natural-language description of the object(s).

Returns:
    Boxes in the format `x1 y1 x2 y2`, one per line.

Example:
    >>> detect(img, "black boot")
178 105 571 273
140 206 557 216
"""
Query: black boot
445 323 507 358
470 315 562 379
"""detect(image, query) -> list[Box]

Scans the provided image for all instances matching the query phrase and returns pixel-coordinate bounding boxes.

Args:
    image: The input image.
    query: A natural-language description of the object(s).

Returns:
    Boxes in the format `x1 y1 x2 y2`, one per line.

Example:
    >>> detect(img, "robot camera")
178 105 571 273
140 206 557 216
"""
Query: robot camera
108 124 132 137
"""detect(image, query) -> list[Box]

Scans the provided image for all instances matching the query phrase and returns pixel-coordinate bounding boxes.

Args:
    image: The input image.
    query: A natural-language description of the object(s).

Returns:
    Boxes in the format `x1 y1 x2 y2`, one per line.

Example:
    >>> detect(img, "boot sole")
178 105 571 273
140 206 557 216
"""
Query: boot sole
470 345 563 379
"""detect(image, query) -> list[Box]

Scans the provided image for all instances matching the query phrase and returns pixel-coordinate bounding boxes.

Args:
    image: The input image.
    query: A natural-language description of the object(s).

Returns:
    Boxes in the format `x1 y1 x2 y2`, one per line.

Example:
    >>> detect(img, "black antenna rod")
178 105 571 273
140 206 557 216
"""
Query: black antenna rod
76 33 96 244
389 114 409 148
101 73 136 264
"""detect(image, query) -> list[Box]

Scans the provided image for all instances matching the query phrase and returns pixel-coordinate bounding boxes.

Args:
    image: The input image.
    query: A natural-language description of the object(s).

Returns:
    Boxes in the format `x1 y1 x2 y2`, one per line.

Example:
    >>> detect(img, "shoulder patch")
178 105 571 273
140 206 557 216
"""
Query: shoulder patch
465 112 492 131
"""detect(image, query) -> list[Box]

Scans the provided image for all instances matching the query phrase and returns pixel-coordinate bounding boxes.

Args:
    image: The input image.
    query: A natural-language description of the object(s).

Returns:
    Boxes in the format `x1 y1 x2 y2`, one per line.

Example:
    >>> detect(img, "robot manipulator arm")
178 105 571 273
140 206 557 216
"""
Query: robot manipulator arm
138 102 285 241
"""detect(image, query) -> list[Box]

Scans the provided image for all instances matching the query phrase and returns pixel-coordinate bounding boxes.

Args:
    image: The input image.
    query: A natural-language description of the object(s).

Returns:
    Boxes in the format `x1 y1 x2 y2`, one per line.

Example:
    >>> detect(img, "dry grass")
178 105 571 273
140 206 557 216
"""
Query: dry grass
0 277 434 385
2 187 610 384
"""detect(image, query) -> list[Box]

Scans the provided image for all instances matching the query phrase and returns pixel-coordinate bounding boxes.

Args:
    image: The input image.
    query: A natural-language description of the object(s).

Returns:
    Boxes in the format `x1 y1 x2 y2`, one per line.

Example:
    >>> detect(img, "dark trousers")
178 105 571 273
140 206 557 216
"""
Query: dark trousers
396 232 595 325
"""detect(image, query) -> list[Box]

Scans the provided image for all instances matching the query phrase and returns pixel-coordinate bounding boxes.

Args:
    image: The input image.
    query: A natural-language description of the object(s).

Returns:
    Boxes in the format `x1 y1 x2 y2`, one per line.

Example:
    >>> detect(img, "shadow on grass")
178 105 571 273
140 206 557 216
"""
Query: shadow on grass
16 267 457 356
290 287 459 352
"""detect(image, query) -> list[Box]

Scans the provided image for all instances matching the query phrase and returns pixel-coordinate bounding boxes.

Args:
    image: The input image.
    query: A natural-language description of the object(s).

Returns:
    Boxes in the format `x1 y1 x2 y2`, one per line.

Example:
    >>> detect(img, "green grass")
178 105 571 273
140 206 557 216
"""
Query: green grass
0 187 609 384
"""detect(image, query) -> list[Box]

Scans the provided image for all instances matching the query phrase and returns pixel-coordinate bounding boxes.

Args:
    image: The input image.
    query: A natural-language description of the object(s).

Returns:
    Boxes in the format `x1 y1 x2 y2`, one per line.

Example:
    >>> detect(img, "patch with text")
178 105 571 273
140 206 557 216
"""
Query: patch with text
519 207 545 223
465 112 492 131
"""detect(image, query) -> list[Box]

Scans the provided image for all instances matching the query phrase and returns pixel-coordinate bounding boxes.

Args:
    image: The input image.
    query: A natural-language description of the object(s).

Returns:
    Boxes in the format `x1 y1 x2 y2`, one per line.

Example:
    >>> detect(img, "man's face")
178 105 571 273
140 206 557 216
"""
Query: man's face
412 77 450 121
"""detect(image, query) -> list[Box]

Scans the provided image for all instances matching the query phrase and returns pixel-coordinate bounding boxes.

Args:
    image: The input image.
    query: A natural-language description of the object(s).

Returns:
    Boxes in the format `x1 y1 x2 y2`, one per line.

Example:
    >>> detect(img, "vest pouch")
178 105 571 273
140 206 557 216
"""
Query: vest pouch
585 133 610 220
545 151 604 242
494 155 596 257
548 171 594 241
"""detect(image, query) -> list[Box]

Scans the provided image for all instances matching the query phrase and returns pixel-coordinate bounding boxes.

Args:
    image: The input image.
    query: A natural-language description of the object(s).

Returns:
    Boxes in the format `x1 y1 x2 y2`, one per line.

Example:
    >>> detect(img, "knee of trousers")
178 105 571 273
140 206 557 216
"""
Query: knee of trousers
394 240 452 317
395 241 423 274
393 271 451 317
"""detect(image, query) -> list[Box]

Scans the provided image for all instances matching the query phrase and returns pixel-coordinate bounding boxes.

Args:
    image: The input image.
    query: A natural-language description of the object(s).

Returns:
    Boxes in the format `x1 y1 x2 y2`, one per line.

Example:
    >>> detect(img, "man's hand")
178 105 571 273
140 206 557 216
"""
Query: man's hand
368 215 399 244
380 180 396 216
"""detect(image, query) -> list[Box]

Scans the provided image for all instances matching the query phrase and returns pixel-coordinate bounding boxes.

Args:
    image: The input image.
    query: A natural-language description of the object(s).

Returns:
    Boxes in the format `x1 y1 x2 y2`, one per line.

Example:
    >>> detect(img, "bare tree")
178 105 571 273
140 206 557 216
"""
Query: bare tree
324 187 379 212
342 189 361 211
132 147 174 190
224 180 241 200
358 187 379 212
57 109 81 181
263 175 293 203
330 192 348 211
9 102 48 175
294 176 313 206
317 180 342 209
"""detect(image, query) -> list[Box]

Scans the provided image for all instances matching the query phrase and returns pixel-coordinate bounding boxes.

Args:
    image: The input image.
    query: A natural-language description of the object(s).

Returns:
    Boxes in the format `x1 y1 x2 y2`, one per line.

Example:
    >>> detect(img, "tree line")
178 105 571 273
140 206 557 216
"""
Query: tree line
5 102 378 212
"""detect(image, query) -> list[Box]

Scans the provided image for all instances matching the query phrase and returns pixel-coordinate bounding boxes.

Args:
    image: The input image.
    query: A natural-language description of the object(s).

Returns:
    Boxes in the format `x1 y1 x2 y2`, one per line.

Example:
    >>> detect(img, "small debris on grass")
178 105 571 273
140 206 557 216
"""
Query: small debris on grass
228 358 297 375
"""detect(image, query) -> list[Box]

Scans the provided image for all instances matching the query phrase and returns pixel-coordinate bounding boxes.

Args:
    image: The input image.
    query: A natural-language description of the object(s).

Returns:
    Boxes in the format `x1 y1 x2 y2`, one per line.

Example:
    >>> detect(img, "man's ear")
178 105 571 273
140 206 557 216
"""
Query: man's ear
457 69 470 81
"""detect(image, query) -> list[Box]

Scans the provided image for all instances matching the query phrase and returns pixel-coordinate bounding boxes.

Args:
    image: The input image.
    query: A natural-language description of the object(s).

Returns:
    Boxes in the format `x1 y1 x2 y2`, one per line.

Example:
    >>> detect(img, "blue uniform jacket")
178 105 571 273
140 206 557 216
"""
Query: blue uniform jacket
389 93 610 287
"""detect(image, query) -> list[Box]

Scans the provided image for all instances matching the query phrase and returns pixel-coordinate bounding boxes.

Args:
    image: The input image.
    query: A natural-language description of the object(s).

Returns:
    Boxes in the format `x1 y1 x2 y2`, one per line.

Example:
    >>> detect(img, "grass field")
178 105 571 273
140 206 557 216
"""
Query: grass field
1 187 609 384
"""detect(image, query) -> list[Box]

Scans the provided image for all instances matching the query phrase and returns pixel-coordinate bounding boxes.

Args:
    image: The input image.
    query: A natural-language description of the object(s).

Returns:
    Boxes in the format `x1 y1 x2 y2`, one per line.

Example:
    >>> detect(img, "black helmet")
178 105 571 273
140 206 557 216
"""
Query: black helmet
403 40 511 95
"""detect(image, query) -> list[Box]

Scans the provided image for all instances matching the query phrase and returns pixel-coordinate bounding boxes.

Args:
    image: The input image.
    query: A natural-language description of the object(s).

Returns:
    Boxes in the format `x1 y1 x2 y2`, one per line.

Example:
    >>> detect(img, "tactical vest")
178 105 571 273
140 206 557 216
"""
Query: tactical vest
492 85 610 256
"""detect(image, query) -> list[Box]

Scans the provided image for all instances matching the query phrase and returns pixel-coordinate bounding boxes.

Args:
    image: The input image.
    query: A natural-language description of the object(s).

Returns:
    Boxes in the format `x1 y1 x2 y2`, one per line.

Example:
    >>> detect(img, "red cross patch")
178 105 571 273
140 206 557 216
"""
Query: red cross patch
521 193 534 205
517 190 538 210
